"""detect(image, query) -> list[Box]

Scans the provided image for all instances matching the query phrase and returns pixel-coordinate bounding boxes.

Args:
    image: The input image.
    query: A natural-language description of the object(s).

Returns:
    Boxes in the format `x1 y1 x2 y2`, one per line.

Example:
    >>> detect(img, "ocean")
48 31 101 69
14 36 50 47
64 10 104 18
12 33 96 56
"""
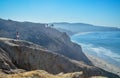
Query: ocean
71 31 120 67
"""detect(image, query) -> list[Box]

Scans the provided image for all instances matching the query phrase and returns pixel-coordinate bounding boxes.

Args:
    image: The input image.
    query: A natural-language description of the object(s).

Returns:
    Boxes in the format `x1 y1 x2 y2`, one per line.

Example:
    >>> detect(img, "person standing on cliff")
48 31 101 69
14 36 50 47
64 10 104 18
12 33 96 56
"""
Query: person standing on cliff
16 31 20 39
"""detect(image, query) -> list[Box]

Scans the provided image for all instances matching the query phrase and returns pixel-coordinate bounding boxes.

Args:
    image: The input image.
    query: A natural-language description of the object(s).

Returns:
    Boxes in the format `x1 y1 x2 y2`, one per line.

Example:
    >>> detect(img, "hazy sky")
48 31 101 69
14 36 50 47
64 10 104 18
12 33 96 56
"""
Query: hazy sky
0 0 120 27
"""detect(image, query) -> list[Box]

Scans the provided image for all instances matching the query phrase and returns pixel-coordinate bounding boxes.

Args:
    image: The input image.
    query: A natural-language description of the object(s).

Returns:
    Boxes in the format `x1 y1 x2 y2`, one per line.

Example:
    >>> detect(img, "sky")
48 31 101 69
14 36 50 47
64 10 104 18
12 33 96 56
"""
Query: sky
0 0 120 27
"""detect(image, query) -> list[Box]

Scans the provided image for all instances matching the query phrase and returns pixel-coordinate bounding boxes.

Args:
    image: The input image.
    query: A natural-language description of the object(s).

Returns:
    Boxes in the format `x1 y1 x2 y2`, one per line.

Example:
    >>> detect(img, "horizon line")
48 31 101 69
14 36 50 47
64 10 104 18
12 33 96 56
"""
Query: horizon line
0 17 119 28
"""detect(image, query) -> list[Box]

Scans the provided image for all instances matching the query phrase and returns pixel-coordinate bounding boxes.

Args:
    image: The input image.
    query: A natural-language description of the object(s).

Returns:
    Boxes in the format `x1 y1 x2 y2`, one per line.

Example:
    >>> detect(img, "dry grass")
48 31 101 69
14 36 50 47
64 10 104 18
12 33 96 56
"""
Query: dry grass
0 70 107 78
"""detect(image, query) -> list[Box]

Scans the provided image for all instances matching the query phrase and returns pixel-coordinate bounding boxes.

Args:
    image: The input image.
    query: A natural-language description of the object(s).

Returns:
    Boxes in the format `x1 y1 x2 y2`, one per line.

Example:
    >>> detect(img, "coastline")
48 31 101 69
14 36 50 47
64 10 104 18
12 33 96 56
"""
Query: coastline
85 53 120 77
71 31 120 77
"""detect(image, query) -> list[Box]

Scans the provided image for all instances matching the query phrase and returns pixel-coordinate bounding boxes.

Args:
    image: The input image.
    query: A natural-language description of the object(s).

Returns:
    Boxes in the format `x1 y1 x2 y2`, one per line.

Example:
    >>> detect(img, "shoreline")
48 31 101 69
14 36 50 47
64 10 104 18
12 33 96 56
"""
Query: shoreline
85 53 120 77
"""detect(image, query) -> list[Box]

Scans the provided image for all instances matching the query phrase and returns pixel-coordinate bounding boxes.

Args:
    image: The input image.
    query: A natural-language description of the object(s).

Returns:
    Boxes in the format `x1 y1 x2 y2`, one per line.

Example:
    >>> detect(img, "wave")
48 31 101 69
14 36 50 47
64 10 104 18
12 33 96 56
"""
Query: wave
72 40 120 67
82 43 120 67
71 31 120 68
74 32 93 36
73 31 120 39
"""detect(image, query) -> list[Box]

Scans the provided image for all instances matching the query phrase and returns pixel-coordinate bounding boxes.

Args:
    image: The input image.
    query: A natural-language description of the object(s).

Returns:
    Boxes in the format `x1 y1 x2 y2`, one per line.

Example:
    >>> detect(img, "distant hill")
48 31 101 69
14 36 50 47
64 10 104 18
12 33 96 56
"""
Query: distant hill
56 28 75 36
53 22 120 33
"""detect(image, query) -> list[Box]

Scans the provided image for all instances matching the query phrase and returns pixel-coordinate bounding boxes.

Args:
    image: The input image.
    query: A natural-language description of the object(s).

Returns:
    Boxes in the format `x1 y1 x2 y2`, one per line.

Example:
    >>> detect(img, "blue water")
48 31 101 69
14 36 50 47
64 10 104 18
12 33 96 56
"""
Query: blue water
71 31 120 67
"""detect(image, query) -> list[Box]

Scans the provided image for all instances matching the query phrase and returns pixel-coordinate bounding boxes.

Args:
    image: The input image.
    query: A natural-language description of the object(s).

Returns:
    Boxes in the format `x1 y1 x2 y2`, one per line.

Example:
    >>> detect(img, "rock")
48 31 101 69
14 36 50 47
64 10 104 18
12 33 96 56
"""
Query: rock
0 38 82 74
0 47 16 71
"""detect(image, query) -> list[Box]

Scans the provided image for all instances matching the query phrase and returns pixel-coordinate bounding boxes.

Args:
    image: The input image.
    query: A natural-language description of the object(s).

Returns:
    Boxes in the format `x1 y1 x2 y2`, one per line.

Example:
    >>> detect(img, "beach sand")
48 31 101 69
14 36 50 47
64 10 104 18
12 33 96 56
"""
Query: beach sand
85 53 120 77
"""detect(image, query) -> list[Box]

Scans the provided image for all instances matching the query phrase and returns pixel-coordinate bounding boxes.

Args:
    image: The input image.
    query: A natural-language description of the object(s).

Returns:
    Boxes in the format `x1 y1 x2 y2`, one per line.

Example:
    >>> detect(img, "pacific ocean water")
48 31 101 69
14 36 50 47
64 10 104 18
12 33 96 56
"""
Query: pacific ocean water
71 31 120 67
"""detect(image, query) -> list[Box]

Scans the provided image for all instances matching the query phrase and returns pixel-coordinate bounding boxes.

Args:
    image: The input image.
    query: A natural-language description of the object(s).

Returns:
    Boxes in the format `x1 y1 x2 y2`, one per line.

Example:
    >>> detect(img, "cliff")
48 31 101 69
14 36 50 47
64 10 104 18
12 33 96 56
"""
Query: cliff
0 18 92 65
0 38 119 78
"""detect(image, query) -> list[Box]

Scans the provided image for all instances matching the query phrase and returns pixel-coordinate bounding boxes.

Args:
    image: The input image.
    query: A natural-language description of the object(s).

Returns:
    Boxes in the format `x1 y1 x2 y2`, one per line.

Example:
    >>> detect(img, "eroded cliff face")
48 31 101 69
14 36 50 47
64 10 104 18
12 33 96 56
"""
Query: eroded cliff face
0 19 92 65
0 47 16 71
0 38 84 74
0 38 119 78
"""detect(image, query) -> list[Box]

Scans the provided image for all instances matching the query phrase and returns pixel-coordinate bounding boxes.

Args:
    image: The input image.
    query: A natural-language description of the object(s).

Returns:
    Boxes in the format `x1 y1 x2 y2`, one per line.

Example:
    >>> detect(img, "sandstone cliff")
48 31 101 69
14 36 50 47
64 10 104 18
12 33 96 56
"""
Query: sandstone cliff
0 18 92 65
0 38 119 78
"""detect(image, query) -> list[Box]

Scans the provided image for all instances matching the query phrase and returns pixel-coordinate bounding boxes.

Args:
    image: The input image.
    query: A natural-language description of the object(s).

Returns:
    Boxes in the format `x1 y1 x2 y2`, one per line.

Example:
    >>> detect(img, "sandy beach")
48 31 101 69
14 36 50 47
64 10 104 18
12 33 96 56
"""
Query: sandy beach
85 53 120 77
